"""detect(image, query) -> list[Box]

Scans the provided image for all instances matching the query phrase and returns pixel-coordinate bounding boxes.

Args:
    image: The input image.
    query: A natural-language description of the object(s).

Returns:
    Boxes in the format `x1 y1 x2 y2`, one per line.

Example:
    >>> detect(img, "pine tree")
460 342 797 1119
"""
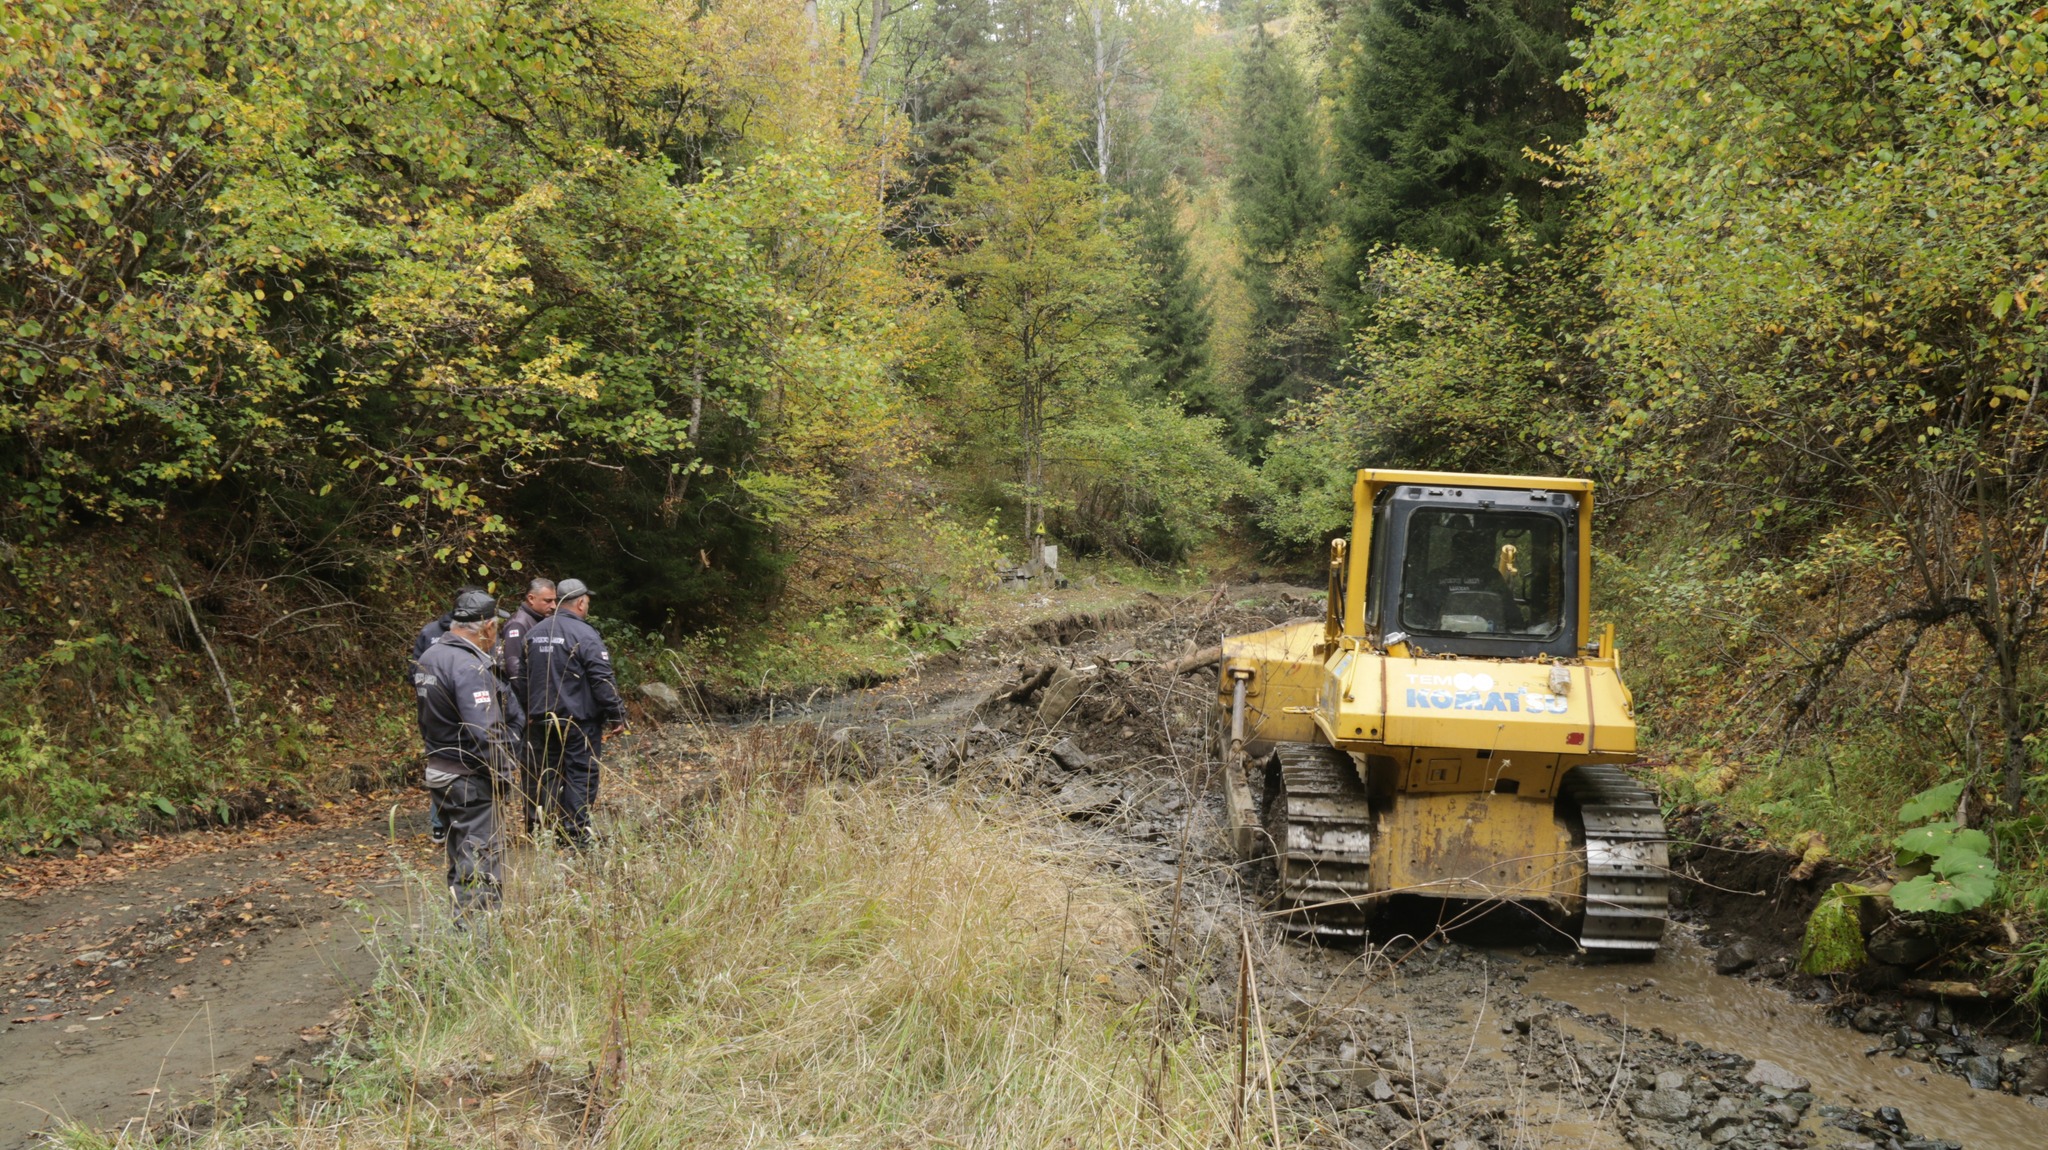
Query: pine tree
901 0 1013 210
1228 16 1330 418
1329 0 1584 296
1129 184 1216 412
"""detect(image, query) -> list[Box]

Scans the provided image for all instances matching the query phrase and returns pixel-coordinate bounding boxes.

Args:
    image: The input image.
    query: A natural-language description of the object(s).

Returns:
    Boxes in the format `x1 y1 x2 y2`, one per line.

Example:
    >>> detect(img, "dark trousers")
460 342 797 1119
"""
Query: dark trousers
430 773 504 910
515 729 542 834
528 718 603 845
421 753 449 836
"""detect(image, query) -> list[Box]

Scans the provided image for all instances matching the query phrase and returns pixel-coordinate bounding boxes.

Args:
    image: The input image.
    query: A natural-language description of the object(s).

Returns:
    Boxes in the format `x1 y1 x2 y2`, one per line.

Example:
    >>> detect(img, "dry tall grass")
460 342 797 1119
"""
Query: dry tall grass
109 746 1241 1148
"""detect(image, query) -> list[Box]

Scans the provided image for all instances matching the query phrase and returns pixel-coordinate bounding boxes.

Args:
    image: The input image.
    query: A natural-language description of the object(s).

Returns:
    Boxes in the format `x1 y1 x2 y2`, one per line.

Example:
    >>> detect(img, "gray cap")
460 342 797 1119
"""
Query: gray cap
555 578 591 605
449 589 500 623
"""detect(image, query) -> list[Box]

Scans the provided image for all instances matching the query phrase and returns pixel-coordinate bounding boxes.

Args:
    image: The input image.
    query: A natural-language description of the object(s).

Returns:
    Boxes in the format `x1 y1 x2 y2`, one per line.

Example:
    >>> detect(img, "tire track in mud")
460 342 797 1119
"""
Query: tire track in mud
0 810 425 1147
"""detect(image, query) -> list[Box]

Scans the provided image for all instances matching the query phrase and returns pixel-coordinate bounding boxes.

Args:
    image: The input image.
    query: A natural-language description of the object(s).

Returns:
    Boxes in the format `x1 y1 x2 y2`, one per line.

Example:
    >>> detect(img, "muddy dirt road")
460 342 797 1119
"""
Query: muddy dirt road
0 805 428 1146
8 585 2046 1148
742 587 2048 1150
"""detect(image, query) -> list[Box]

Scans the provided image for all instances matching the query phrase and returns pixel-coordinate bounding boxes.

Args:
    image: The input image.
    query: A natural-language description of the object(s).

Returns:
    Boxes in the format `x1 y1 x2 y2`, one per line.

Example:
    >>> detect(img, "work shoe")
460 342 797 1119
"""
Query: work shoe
429 825 448 845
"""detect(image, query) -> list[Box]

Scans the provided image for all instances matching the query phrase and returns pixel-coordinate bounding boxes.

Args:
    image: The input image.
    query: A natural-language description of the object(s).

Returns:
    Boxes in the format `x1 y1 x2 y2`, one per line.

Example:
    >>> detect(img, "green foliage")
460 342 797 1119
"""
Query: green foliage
1230 20 1324 274
0 718 111 845
1899 780 1967 824
1799 883 1873 974
1129 183 1219 415
1255 240 1586 546
1892 860 2000 915
1328 0 1585 295
1045 394 1255 559
1891 781 2001 913
934 111 1245 561
2006 936 2048 1021
898 0 1015 211
1 0 932 631
1574 0 2048 809
1894 823 1991 866
1250 428 1359 549
1228 16 1333 414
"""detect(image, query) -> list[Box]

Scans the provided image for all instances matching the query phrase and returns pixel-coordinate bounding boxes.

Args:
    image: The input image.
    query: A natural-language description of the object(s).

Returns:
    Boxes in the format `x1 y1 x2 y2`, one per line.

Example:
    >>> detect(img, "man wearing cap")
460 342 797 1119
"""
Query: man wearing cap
414 589 521 913
520 578 627 848
409 585 485 846
497 578 557 834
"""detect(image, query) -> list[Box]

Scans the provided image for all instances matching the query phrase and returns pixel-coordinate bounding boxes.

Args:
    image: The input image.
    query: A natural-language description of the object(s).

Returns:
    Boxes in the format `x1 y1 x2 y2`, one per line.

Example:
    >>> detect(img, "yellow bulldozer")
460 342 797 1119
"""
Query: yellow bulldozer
1216 470 1667 954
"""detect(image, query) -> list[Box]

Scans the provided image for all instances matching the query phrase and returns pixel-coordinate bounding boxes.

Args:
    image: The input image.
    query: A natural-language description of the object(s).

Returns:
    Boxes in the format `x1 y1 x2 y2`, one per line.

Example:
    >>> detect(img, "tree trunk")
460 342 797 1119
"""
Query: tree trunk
1020 326 1041 571
1971 464 2035 810
1091 4 1111 182
857 0 892 87
1997 639 2031 810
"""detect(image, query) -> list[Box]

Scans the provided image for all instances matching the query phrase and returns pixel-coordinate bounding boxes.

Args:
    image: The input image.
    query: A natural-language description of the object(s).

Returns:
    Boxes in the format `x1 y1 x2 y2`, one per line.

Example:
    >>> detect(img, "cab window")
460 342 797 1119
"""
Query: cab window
1398 510 1565 638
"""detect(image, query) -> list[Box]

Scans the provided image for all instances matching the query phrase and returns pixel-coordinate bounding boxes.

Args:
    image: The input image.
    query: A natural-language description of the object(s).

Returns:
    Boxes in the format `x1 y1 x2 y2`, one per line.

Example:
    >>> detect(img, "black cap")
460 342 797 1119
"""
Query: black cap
449 589 499 623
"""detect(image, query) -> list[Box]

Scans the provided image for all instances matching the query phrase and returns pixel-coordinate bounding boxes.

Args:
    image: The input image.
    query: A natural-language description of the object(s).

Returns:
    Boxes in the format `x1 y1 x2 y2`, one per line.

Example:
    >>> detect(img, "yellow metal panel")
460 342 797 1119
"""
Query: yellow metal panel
1317 649 1386 743
1344 471 1372 636
1585 665 1638 754
1373 791 1583 909
1576 491 1594 652
1219 620 1327 751
1378 657 1597 754
1357 469 1594 494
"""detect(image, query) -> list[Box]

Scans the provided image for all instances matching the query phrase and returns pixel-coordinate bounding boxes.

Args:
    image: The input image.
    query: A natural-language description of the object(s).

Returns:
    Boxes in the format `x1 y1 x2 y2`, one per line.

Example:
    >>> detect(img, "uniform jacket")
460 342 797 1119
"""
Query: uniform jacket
410 613 453 672
497 603 546 700
521 610 626 726
415 631 518 779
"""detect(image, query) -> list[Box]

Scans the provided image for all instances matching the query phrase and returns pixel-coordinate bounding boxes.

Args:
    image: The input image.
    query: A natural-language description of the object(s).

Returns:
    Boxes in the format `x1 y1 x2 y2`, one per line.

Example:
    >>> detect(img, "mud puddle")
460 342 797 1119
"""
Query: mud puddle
1529 931 2043 1148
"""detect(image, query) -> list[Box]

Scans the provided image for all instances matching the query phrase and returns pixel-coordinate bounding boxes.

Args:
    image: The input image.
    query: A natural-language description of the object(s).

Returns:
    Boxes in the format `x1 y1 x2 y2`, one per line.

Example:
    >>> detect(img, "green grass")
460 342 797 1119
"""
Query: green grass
103 754 1241 1148
1649 727 1944 861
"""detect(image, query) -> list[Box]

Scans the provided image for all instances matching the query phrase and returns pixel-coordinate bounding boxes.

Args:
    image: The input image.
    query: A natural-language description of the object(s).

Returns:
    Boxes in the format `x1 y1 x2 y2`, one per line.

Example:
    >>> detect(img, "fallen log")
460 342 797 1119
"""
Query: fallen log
1163 645 1221 676
1899 979 1988 999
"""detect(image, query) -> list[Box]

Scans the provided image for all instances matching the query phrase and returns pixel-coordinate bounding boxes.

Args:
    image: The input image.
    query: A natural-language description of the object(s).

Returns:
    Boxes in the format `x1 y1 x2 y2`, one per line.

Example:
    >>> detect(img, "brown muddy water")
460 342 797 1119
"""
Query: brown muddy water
1528 929 2044 1149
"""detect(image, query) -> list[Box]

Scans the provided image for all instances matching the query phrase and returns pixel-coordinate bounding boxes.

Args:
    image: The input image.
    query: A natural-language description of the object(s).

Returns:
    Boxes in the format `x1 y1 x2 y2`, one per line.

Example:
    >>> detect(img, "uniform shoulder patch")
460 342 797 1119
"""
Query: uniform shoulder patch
472 690 491 706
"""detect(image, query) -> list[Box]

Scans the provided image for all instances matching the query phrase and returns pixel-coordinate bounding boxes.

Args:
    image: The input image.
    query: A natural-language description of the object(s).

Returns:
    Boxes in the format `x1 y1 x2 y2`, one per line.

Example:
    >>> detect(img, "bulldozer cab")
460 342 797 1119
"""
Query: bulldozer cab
1363 484 1579 658
1334 472 1595 661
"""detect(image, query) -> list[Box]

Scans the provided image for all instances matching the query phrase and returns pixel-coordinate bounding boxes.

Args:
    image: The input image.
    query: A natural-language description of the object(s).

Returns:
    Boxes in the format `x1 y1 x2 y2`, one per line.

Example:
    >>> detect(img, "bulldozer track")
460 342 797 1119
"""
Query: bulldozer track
1263 742 1375 937
1259 747 1670 955
1564 764 1670 954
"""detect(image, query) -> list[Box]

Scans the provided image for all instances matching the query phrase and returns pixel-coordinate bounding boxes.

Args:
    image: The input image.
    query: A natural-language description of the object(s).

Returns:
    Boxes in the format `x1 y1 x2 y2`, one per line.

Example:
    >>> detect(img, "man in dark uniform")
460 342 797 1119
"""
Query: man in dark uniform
409 585 485 845
413 589 521 913
498 578 557 693
497 578 557 834
412 584 485 667
520 578 626 848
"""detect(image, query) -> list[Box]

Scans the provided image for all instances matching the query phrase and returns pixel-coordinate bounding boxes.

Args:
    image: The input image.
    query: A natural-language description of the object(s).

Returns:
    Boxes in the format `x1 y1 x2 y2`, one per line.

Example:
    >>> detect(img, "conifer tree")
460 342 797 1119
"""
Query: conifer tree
1329 0 1583 295
1228 15 1329 418
1129 184 1216 413
901 0 1013 210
